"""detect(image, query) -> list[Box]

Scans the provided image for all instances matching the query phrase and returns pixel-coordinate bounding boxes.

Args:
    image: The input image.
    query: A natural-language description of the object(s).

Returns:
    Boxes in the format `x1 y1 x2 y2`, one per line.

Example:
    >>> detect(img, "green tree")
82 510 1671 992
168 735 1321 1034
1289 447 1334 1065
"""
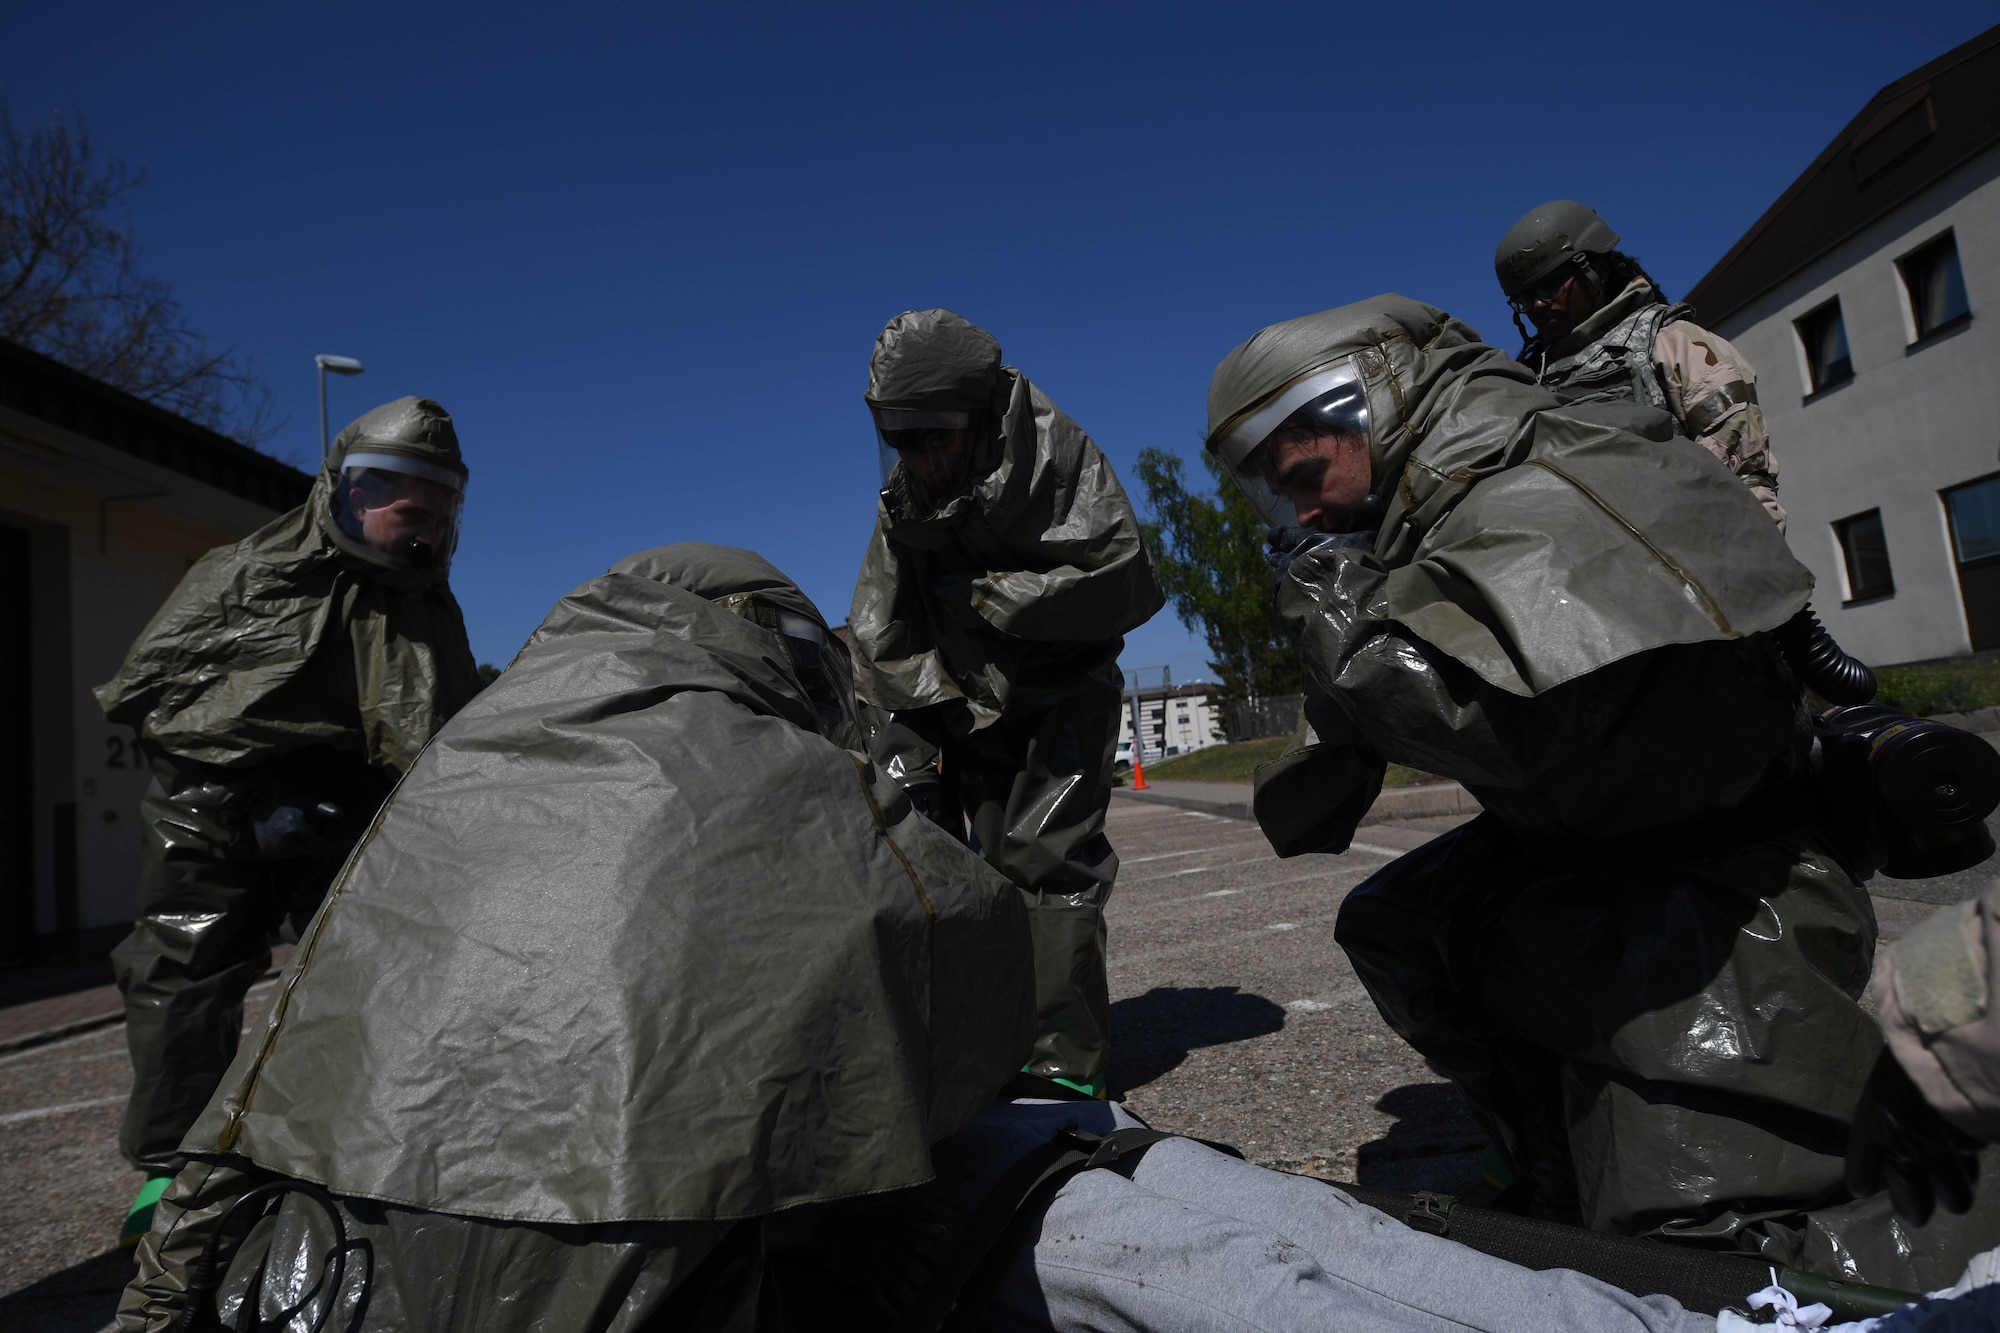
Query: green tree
1133 447 1302 701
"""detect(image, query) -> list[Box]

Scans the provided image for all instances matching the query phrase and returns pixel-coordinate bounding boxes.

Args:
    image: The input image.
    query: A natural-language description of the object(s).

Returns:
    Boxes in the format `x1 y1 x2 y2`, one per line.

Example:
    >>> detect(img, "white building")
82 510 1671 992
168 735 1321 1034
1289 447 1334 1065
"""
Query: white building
0 338 310 964
1687 24 2000 665
1116 682 1225 760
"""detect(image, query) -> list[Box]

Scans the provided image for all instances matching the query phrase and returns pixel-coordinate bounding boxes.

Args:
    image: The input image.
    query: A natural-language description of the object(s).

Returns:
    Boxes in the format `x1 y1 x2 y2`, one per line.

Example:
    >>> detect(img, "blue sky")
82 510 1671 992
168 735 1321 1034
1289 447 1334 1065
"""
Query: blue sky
6 2 1995 680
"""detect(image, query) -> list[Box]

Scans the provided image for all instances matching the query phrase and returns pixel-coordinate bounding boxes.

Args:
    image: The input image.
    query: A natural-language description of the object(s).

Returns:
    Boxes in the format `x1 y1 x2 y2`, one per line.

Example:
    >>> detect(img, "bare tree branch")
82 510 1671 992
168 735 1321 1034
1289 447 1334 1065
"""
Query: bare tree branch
0 98 284 447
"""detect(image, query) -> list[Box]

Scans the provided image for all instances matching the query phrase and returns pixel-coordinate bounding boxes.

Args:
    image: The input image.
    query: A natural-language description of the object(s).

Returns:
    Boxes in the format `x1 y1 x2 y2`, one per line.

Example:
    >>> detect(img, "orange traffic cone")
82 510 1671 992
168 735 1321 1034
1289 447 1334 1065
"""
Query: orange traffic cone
1130 757 1148 790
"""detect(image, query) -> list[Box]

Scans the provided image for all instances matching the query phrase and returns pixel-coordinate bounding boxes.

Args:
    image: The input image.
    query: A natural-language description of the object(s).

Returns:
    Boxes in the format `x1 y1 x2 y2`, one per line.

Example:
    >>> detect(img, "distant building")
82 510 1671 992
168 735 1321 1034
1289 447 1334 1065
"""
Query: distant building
1687 23 2000 665
1116 682 1225 760
0 338 311 964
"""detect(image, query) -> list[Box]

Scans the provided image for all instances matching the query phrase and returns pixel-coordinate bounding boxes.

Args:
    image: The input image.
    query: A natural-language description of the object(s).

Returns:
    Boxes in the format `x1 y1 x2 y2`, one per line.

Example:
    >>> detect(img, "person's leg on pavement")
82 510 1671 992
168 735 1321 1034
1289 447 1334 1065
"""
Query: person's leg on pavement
952 646 1123 1095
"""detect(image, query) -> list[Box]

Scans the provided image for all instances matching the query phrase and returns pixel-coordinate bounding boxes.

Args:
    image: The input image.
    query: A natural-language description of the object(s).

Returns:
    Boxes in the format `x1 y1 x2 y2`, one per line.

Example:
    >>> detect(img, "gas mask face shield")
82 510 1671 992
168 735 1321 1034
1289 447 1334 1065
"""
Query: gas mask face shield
1207 358 1372 533
871 405 976 514
330 452 467 575
718 593 864 747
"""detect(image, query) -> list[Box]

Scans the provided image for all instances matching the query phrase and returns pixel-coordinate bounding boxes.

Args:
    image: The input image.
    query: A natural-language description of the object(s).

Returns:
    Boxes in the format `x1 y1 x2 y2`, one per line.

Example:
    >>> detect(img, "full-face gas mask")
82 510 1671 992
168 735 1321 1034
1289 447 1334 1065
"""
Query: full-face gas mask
872 404 979 515
1206 357 1376 537
330 452 466 575
717 592 863 748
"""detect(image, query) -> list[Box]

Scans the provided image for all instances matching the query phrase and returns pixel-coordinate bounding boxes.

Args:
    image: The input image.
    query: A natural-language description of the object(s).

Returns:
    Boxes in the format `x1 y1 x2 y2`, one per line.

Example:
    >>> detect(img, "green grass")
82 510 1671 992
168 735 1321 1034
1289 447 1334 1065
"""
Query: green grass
1872 658 2000 717
1128 737 1438 787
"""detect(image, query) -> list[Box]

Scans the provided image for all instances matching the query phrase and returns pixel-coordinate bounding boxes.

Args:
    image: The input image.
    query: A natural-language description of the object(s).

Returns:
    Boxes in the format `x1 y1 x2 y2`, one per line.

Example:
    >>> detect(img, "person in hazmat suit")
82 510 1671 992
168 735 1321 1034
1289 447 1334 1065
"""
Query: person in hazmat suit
1495 199 1784 528
96 397 483 1243
847 308 1165 1098
116 543 1037 1333
1204 293 2000 1292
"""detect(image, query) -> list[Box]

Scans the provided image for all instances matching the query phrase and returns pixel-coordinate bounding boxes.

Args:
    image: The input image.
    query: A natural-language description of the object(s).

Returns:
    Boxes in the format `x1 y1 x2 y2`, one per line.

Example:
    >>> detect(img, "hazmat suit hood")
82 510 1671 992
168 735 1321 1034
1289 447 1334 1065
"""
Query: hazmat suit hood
1210 294 1812 697
320 396 468 587
95 401 481 773
186 543 1036 1224
850 314 1165 724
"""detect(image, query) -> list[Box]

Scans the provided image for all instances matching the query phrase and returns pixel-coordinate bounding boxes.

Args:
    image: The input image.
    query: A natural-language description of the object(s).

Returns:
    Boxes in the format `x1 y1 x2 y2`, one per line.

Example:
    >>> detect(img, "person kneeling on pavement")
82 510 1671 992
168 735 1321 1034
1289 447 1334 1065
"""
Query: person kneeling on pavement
118 543 1037 1331
1203 294 2000 1293
120 544 1762 1333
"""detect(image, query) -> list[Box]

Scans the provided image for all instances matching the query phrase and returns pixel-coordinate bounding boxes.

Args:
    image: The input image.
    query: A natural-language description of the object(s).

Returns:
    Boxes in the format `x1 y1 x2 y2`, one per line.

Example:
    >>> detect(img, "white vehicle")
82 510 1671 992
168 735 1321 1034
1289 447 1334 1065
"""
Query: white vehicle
1113 741 1135 773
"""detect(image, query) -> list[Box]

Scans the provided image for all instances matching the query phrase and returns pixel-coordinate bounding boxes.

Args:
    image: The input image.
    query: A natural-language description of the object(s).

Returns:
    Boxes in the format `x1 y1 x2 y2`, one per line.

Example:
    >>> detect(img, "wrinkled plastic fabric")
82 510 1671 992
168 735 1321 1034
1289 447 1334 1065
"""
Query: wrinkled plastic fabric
117 1162 766 1333
98 425 478 1173
886 641 1127 1090
110 750 387 1170
1209 296 1811 705
849 330 1161 1097
1217 296 1999 1286
1335 815 2000 1291
182 544 1035 1227
95 445 482 775
848 363 1165 727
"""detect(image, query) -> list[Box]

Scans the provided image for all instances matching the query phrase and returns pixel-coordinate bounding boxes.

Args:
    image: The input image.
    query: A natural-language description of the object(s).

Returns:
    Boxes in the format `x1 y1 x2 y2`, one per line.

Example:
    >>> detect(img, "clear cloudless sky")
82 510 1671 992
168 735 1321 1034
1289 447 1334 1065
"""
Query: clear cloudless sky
5 2 1995 680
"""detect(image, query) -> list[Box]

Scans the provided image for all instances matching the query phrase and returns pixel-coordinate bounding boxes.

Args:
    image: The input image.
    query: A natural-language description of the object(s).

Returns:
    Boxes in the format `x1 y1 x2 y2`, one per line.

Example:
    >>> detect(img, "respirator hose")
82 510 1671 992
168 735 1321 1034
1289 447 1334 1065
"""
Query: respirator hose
1774 605 1877 705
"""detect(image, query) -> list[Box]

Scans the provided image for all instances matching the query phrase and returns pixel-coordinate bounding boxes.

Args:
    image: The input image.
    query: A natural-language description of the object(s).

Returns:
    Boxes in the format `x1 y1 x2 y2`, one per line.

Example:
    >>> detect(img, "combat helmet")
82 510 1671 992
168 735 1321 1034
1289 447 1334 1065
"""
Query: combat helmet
1493 200 1621 302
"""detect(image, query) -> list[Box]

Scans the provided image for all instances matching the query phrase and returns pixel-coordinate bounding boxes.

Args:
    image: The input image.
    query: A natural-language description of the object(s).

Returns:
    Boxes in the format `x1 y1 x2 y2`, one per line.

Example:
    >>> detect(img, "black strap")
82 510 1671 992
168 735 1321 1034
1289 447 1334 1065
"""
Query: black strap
891 1125 1181 1333
997 1071 1097 1103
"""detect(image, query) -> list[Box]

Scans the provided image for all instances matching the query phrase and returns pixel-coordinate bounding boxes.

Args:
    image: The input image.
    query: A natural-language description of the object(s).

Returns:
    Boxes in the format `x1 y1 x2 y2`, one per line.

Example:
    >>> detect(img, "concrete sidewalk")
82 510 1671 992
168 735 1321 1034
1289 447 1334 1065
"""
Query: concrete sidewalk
1116 778 1480 823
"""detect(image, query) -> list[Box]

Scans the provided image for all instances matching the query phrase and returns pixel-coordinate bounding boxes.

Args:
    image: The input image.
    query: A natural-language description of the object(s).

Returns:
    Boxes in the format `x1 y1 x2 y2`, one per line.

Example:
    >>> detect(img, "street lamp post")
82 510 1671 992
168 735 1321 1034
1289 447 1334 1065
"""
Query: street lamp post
315 354 366 460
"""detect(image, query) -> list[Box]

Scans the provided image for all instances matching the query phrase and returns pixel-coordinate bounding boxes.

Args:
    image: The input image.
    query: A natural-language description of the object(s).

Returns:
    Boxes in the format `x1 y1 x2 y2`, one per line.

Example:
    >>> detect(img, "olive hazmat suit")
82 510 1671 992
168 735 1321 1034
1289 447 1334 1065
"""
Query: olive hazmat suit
98 398 481 1175
118 544 1033 1332
1214 297 1999 1290
848 310 1164 1096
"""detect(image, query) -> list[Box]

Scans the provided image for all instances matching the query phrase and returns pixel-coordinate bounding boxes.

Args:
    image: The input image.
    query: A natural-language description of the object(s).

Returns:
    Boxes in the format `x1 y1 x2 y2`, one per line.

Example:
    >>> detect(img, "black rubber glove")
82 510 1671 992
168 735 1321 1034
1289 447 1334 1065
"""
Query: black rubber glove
1846 1047 1980 1226
1266 526 1374 587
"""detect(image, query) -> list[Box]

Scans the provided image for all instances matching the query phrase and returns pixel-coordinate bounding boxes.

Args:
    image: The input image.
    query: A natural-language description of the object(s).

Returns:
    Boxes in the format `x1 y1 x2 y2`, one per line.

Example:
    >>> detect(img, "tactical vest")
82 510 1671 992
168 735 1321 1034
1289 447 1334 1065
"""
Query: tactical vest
1536 300 1691 411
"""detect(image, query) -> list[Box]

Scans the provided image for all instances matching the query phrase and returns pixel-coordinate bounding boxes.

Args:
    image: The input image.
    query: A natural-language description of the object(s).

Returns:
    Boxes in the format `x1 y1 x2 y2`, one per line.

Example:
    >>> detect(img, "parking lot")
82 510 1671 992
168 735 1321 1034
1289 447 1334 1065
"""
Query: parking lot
0 793 1976 1331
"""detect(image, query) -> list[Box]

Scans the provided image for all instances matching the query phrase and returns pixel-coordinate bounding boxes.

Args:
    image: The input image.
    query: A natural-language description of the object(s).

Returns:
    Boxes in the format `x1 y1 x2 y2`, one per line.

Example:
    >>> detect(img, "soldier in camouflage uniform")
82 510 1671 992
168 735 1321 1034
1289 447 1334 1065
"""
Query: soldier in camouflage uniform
1495 199 1784 529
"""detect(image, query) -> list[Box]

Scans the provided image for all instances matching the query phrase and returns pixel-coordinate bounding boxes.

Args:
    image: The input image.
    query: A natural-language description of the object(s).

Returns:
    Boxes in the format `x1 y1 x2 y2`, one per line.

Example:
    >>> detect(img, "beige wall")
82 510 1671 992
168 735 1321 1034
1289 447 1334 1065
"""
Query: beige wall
1715 145 2000 666
1 418 287 937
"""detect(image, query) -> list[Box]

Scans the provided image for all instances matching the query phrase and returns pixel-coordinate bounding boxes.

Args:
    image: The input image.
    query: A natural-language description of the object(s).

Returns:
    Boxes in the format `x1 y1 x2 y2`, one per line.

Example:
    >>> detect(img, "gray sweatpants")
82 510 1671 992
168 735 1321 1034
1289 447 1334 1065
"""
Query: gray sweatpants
968 1102 1712 1333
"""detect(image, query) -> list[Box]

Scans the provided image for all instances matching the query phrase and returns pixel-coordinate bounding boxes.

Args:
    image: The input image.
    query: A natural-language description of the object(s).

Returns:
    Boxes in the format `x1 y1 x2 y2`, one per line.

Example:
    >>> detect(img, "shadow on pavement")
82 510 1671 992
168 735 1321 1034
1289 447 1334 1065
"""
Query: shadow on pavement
1109 985 1286 1097
0 1248 130 1333
1354 1081 1491 1194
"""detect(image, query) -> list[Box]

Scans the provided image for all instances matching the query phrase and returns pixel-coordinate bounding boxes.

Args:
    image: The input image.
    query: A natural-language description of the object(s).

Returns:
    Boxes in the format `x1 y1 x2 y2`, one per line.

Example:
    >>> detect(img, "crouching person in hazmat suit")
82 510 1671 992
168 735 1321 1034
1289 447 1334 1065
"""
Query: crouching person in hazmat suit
848 309 1165 1098
96 397 483 1244
1204 295 2000 1291
115 543 1038 1332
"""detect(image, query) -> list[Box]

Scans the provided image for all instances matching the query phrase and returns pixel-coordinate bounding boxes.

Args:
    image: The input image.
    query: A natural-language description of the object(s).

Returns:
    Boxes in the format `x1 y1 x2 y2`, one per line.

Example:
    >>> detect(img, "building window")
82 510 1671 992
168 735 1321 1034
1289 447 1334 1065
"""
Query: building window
1945 476 2000 651
1796 299 1853 393
1945 476 2000 564
1899 231 1972 340
1834 509 1894 602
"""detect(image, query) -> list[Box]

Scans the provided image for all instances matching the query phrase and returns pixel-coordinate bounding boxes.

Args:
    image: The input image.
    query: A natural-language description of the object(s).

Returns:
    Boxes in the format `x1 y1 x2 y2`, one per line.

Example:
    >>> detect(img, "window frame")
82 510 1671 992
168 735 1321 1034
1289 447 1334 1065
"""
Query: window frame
1794 297 1855 398
1895 228 1973 345
1942 473 2000 569
1833 508 1895 605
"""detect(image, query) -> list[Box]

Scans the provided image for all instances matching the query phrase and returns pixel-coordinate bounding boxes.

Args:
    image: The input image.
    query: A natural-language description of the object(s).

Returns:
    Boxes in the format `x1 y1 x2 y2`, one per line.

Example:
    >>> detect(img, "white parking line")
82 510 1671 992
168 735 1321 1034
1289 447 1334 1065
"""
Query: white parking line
0 1094 124 1126
1125 849 1208 865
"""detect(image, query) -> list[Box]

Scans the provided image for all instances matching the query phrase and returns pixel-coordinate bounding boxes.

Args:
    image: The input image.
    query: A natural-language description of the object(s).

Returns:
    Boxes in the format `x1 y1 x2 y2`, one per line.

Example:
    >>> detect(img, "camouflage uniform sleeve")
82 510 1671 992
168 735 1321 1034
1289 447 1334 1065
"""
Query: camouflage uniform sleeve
1654 320 1786 531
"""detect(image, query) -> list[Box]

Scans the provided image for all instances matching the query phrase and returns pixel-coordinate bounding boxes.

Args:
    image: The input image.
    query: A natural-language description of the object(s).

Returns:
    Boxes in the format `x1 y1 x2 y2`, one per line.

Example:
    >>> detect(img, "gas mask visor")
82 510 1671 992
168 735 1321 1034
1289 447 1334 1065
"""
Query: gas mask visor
871 404 975 500
1206 358 1370 531
331 451 467 574
717 593 864 747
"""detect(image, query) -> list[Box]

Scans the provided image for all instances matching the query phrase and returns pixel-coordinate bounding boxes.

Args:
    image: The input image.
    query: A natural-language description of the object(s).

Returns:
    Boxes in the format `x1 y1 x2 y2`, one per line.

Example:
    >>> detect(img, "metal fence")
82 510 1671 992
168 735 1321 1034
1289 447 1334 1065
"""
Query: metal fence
1224 694 1303 742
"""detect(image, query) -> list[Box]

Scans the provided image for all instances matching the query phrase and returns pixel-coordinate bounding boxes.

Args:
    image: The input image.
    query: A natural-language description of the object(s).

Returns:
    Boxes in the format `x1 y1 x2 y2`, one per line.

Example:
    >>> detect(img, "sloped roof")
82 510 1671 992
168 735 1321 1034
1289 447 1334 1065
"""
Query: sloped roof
0 336 311 513
1687 23 2000 327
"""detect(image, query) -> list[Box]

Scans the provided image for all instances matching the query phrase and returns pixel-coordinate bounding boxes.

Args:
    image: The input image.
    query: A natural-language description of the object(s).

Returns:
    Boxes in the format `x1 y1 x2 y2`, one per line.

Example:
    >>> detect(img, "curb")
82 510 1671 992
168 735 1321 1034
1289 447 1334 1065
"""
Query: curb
0 964 284 1059
0 1009 123 1057
1114 779 1481 824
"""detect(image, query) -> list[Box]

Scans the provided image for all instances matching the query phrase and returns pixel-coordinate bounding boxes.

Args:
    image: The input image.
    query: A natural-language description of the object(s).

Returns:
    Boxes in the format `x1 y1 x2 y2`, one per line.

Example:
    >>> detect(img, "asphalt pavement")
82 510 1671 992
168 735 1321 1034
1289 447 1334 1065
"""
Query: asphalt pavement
0 795 1984 1331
